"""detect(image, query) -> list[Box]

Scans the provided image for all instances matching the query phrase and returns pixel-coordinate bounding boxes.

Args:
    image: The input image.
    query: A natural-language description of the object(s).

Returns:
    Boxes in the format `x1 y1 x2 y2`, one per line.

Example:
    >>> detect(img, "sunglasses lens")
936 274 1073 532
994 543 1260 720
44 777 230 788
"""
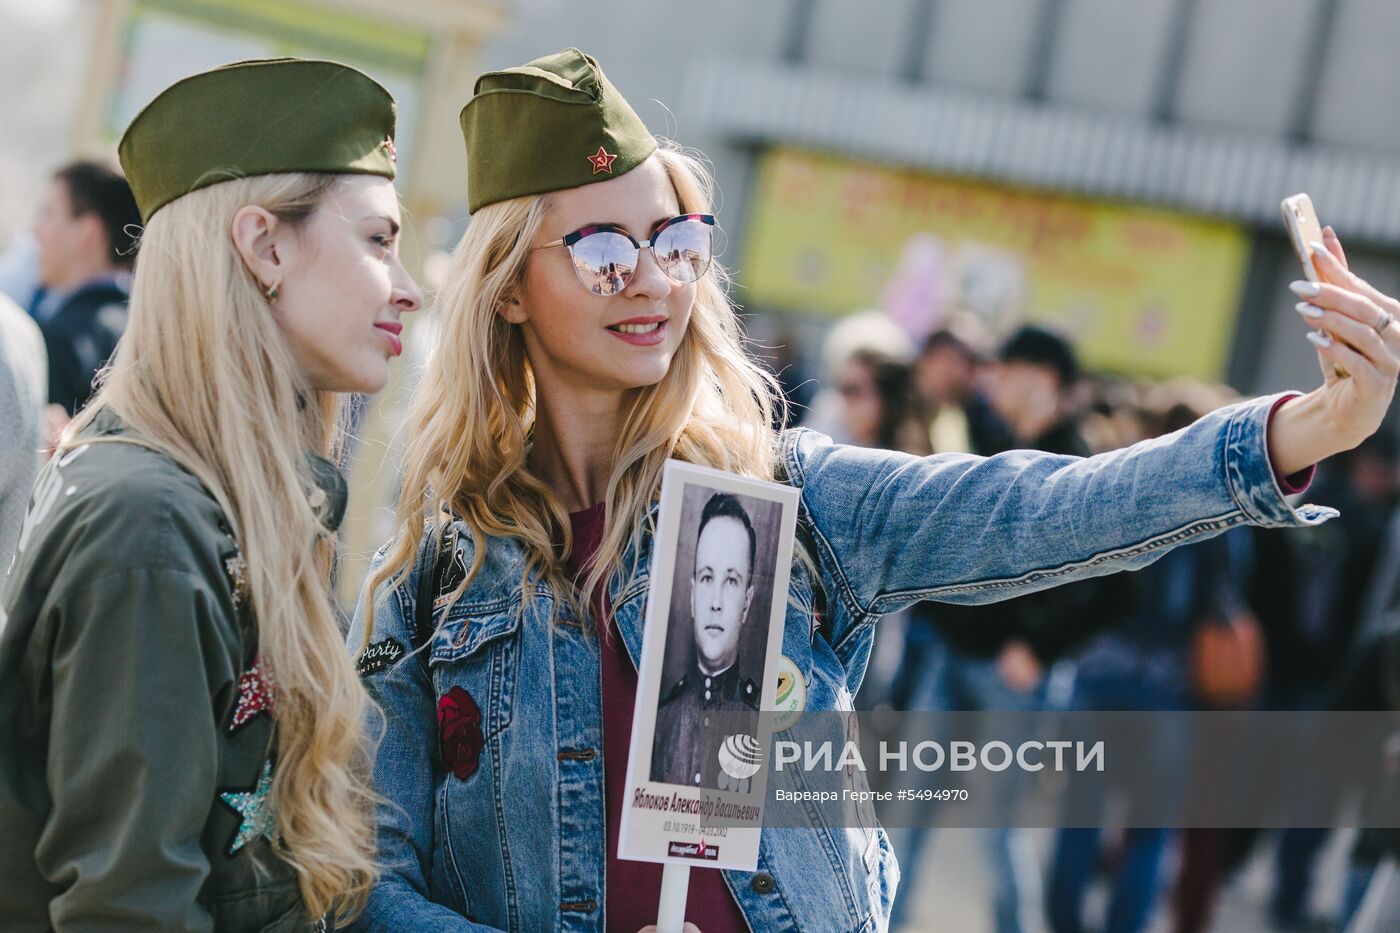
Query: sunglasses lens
569 231 637 296
653 218 713 284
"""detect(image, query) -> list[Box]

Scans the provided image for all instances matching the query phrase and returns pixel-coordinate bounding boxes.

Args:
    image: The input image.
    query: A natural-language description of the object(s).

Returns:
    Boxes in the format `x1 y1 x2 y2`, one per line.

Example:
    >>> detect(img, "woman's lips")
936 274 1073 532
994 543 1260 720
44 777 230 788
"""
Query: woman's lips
606 319 667 346
374 321 403 356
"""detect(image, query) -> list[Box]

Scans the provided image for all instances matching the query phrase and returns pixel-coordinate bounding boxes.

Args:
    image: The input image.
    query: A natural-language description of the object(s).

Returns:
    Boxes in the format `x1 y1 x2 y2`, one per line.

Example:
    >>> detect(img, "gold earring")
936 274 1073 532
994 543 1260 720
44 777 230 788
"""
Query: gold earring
265 284 279 301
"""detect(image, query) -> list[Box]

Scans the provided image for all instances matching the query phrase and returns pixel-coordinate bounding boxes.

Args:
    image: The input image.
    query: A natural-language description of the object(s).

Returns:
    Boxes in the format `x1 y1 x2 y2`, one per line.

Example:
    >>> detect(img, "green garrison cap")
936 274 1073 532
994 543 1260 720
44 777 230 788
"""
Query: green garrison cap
460 48 657 213
119 58 397 222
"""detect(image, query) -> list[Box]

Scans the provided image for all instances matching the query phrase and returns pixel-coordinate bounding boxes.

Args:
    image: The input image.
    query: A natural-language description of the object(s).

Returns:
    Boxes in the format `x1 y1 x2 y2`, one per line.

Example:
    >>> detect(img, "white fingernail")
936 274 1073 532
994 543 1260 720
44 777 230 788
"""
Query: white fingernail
1295 302 1325 319
1310 241 1328 254
1306 330 1333 348
1290 280 1320 297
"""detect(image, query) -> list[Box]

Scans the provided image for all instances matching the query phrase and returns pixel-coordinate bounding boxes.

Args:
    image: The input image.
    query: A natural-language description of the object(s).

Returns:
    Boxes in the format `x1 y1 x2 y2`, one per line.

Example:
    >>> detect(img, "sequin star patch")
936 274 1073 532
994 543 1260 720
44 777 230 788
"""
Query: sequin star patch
219 760 278 855
228 656 276 733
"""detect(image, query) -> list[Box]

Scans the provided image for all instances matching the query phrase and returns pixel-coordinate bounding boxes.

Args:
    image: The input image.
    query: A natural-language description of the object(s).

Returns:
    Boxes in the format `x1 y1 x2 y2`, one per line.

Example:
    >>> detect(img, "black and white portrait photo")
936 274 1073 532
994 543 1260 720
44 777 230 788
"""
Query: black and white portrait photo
617 460 798 869
649 487 782 789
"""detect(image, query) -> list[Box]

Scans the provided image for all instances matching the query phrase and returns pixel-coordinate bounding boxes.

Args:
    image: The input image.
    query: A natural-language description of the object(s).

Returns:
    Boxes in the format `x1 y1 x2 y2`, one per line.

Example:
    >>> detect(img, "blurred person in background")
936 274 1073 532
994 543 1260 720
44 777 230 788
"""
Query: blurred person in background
1046 384 1255 933
1331 587 1400 931
833 346 931 455
1328 428 1400 931
832 346 929 713
990 324 1091 460
891 325 1118 933
1171 426 1399 932
0 291 45 570
801 308 914 443
1252 435 1396 930
32 159 140 424
913 316 1012 456
1078 377 1152 455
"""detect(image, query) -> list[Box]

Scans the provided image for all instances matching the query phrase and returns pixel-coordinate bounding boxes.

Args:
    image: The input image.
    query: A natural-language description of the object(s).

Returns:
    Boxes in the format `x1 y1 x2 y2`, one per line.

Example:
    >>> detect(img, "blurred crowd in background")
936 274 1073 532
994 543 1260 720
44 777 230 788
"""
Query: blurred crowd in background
781 308 1400 933
4 1 1400 931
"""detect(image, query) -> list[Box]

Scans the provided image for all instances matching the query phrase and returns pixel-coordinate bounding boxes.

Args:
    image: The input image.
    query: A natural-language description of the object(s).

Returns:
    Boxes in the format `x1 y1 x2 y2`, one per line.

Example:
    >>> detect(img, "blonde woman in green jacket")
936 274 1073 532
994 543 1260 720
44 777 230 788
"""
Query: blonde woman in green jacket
0 58 421 931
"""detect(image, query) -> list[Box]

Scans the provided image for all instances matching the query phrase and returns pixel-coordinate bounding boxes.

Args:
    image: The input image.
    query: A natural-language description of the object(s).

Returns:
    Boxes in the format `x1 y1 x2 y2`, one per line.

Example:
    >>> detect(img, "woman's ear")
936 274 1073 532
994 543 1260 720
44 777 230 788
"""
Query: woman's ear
230 205 285 294
497 288 527 325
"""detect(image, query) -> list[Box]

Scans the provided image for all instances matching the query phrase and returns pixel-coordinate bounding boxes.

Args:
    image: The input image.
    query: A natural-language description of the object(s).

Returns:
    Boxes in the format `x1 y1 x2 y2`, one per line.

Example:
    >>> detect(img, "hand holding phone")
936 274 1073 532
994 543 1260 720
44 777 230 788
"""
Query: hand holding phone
1282 193 1350 377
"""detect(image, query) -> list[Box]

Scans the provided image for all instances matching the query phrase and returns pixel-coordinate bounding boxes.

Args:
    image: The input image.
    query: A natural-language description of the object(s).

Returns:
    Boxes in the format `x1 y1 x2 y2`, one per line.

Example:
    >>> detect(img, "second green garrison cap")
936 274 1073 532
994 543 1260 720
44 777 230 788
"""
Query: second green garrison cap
118 58 397 222
460 48 657 213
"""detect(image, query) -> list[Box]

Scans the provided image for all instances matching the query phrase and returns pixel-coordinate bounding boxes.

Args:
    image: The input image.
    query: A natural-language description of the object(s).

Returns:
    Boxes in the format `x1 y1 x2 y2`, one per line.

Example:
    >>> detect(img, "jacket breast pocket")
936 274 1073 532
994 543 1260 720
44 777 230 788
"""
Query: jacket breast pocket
427 600 520 741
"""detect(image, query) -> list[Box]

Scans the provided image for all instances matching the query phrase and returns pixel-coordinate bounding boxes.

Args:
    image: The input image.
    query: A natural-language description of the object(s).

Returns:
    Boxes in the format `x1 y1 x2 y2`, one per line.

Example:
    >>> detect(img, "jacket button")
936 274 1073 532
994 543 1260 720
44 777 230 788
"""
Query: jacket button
751 872 775 894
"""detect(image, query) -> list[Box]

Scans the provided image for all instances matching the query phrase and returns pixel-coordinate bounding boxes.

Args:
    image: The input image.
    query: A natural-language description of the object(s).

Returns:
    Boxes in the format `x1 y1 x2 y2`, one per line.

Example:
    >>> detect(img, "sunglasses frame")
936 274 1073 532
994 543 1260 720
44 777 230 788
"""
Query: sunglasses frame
535 212 716 294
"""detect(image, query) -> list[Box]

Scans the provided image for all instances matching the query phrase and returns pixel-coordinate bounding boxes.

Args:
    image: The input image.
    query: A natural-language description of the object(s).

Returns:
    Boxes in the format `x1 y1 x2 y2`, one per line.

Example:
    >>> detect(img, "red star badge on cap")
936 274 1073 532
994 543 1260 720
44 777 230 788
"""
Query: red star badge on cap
587 146 618 175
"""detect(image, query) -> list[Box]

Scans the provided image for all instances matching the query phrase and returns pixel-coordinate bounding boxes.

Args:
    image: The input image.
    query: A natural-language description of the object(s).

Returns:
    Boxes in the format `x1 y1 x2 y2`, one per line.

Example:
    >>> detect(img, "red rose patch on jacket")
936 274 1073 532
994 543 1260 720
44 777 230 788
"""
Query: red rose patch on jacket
437 685 484 780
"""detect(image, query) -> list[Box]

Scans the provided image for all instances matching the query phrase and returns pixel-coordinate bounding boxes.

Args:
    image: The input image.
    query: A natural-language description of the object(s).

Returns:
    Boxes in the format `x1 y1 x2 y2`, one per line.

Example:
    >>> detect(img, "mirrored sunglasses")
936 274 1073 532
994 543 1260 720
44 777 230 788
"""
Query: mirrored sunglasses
535 213 715 296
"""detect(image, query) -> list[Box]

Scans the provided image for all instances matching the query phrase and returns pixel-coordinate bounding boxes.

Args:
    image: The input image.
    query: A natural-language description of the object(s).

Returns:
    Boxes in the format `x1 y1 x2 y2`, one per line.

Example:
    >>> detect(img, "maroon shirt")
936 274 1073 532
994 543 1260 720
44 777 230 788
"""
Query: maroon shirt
565 503 748 933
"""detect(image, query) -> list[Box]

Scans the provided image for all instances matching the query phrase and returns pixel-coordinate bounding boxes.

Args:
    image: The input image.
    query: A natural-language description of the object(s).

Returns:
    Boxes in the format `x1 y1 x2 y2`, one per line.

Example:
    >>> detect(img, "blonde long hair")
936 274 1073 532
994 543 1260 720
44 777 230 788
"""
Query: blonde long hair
66 173 376 921
363 142 786 636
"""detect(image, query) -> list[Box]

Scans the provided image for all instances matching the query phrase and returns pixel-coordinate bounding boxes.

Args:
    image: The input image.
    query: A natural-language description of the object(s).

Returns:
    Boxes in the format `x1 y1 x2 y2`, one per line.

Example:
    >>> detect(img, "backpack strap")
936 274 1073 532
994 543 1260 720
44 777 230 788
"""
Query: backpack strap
411 521 454 651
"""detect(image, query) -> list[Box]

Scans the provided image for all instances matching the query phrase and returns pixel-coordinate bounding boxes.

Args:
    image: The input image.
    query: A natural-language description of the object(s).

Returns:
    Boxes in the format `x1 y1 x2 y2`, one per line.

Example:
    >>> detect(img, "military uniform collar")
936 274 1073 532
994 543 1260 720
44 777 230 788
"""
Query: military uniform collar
694 661 739 693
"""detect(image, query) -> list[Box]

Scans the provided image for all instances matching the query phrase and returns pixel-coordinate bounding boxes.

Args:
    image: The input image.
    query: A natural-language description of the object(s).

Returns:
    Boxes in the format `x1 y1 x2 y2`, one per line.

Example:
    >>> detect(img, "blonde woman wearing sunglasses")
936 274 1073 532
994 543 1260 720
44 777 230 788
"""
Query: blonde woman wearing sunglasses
349 49 1398 933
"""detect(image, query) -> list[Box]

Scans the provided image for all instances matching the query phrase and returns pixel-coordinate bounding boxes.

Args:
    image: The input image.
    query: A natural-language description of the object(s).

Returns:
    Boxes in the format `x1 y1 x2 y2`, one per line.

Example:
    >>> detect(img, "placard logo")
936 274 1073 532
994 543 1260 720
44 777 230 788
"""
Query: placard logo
668 840 720 860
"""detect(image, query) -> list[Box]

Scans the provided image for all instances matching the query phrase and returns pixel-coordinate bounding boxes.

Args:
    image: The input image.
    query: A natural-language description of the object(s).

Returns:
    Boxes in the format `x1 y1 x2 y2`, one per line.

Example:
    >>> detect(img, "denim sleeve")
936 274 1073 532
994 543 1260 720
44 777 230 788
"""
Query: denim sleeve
346 550 502 933
784 392 1337 642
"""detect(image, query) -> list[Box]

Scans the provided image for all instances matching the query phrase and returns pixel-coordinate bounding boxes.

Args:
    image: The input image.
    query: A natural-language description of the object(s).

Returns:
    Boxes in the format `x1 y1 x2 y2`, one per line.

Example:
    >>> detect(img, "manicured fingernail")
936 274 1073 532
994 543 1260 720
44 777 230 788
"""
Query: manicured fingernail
1306 330 1333 348
1310 240 1328 254
1295 302 1325 319
1290 280 1320 297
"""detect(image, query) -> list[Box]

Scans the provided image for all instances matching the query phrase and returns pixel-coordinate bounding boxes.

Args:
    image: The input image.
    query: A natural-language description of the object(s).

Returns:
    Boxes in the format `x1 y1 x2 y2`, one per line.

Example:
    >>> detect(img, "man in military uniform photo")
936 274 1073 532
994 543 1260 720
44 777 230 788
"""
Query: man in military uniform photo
651 491 762 789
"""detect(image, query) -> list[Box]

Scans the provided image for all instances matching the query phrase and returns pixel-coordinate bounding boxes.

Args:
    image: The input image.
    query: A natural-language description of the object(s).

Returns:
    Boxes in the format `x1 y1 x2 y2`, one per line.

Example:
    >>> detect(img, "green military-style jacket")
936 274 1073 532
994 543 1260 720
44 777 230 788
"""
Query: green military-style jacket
0 411 340 932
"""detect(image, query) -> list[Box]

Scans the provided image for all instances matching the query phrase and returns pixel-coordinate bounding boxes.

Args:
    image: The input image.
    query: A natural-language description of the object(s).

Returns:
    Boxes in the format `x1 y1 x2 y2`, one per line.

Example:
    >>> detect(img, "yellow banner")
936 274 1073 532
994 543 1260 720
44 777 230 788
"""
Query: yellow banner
742 149 1251 380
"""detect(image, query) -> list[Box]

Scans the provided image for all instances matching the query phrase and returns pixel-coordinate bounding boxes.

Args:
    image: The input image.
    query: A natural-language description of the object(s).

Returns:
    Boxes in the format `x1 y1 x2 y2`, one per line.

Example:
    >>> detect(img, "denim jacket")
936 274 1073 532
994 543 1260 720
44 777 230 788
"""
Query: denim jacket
347 393 1333 933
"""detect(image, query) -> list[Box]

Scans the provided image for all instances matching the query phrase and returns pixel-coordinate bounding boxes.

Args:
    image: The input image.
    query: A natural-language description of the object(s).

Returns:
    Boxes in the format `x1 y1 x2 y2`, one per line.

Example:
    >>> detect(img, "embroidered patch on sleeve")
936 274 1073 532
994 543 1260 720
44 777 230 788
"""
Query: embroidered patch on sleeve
228 656 276 733
356 637 406 677
218 759 279 856
433 544 468 610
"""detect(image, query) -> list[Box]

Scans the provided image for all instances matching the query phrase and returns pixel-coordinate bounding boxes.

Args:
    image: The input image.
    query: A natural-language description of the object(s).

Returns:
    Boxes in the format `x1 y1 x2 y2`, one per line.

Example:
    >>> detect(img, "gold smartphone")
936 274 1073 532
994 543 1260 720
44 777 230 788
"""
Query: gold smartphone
1281 193 1347 377
1282 193 1325 282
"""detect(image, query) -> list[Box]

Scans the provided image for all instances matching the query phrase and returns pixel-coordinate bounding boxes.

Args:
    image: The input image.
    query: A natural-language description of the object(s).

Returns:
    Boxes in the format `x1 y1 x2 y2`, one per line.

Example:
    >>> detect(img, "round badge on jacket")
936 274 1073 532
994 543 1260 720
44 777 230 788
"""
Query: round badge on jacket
773 655 807 732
